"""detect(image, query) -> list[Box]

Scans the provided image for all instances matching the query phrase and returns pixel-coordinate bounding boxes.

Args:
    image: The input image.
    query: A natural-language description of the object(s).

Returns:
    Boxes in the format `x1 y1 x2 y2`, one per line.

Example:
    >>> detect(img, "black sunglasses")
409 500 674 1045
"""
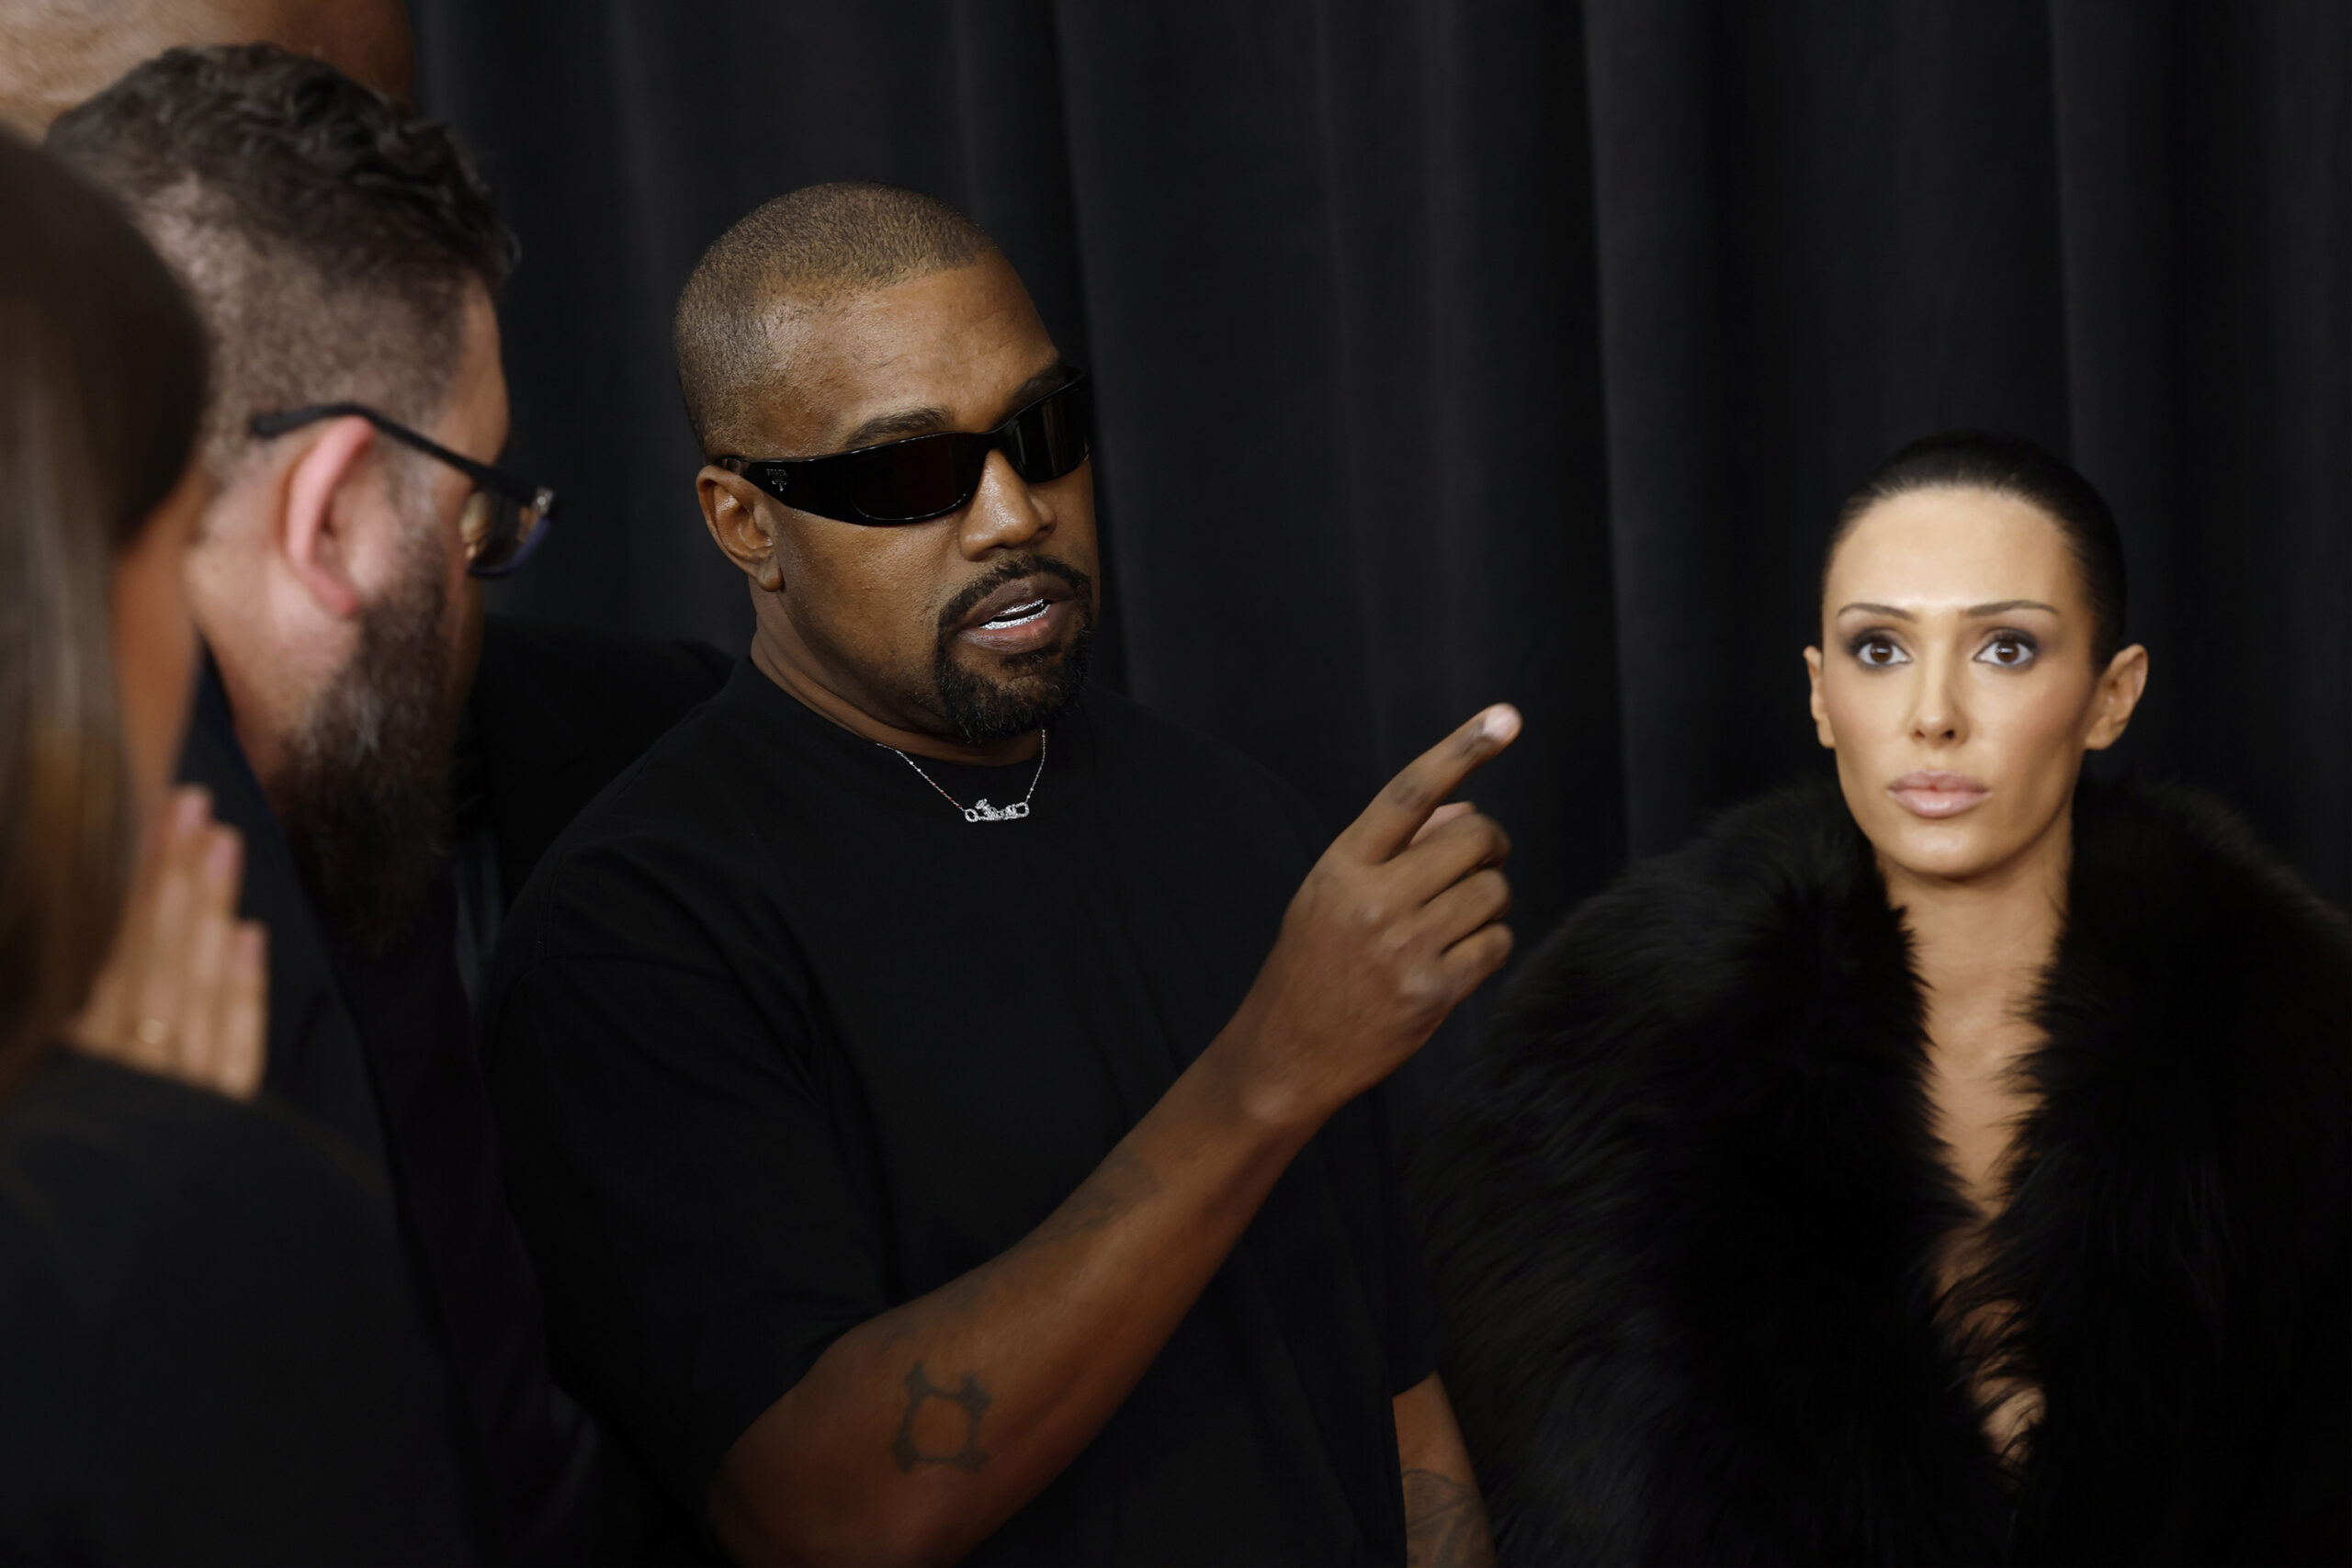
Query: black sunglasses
720 370 1092 525
247 402 560 579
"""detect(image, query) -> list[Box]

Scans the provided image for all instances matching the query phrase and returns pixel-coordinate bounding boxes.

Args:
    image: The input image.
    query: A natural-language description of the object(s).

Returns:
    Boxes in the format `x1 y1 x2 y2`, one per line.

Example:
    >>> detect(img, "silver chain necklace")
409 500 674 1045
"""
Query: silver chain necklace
884 729 1048 823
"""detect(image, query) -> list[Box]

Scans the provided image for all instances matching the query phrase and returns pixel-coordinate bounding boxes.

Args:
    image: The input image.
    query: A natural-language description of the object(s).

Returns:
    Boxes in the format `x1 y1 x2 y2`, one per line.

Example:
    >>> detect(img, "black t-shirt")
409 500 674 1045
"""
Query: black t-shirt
485 663 1437 1565
0 1051 487 1563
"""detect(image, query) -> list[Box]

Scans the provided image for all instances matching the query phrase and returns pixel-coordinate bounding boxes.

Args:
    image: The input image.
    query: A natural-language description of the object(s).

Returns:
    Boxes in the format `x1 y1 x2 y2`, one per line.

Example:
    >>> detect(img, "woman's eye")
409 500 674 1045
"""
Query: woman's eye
1853 636 1907 668
1977 634 2039 669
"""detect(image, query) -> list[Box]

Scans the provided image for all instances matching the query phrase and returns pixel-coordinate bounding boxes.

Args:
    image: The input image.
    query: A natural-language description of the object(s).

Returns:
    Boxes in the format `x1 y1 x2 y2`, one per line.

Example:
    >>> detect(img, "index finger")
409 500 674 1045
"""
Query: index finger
1340 704 1521 861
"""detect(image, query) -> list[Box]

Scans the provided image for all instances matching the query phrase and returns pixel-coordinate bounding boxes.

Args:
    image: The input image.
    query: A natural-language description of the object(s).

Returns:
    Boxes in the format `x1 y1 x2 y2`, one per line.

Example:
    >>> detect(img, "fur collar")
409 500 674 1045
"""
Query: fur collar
1417 775 2350 1564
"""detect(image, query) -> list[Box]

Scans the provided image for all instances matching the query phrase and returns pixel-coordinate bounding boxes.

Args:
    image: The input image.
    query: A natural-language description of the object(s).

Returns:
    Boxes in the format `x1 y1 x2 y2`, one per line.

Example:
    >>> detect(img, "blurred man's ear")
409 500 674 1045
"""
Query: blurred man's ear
2 0 414 136
276 414 380 621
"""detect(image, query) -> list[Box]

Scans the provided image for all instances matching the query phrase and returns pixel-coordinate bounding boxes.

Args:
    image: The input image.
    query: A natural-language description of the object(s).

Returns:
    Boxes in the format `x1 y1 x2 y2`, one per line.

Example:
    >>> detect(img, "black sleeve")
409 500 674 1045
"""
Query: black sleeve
95 1108 488 1565
490 951 888 1512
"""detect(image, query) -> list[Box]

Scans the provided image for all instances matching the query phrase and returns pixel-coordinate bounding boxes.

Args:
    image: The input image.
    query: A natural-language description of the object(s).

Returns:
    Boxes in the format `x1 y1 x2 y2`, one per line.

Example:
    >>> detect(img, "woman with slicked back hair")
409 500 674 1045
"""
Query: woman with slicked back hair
1419 431 2349 1563
0 128 485 1563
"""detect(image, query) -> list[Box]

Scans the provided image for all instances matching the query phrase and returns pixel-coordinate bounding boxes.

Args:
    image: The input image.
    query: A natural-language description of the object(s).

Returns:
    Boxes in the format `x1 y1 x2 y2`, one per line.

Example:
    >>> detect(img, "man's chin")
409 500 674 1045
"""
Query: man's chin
933 627 1094 744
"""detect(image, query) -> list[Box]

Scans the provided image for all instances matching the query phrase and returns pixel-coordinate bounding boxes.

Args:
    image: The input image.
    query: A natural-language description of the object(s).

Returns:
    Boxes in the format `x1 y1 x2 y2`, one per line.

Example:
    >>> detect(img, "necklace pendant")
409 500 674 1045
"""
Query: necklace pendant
962 798 1030 823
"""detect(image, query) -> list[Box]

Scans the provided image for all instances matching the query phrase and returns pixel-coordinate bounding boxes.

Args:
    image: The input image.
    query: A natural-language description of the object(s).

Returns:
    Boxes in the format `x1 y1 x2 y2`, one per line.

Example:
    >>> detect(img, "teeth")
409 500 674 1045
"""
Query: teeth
982 598 1051 629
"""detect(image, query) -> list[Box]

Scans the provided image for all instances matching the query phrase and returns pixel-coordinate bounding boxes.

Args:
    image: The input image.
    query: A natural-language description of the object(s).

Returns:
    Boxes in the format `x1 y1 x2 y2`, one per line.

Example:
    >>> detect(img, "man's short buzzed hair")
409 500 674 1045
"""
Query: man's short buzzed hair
673 181 998 459
45 42 513 472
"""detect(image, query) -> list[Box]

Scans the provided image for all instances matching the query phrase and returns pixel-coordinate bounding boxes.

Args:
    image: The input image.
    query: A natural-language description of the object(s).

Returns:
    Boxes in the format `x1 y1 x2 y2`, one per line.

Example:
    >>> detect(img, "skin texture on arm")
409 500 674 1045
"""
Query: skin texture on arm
707 706 1521 1567
1396 1374 1496 1568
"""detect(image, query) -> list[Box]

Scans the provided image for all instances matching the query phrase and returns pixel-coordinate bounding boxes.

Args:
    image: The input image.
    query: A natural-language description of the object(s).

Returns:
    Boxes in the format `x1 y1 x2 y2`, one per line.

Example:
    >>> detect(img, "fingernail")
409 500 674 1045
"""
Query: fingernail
173 788 207 834
1480 705 1521 742
206 829 239 882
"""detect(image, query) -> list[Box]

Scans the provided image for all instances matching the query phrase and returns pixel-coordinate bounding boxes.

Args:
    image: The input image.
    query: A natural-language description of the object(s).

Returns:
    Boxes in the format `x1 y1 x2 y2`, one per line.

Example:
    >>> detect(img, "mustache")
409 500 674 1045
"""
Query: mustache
934 553 1094 635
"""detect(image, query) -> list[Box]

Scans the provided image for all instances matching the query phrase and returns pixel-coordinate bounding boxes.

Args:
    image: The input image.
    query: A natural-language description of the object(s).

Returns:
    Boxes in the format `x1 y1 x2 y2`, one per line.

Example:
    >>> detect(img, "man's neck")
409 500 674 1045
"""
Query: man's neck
749 627 1042 768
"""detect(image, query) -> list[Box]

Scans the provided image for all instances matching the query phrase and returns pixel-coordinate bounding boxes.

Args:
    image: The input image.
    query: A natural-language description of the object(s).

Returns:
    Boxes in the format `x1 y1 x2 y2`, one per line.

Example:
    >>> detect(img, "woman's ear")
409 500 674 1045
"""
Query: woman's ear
277 415 375 620
698 468 786 592
1804 647 1836 750
2084 643 2150 751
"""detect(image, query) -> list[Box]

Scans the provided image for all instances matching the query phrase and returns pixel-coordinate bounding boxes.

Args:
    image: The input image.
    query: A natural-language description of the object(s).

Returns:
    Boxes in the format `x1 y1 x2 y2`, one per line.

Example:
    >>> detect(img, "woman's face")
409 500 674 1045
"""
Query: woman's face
1805 487 2147 886
110 459 210 834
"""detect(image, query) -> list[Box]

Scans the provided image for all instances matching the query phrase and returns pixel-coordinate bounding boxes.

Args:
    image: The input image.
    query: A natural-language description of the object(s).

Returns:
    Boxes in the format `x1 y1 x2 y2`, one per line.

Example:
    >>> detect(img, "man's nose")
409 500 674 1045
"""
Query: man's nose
957 449 1051 559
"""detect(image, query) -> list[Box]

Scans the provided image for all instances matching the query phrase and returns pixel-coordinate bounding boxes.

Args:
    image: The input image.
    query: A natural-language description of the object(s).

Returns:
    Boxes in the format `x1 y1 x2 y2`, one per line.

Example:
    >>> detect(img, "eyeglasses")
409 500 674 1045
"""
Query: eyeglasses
247 402 560 578
719 370 1092 525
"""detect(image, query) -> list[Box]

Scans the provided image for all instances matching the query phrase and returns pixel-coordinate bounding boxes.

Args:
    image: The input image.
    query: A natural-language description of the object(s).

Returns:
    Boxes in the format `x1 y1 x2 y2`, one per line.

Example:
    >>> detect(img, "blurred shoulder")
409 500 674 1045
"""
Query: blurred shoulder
0 1051 396 1261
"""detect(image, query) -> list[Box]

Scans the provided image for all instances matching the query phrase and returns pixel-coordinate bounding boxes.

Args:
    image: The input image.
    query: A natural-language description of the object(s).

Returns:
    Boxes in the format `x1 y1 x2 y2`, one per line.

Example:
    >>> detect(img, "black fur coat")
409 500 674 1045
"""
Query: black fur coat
1417 777 2350 1564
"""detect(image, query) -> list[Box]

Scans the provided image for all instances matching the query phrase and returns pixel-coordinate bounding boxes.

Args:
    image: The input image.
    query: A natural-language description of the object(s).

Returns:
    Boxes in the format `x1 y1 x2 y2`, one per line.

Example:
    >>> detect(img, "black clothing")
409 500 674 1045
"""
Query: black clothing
486 663 1438 1565
1418 776 2352 1564
0 1051 483 1563
179 656 605 1564
181 657 384 1168
455 616 730 1004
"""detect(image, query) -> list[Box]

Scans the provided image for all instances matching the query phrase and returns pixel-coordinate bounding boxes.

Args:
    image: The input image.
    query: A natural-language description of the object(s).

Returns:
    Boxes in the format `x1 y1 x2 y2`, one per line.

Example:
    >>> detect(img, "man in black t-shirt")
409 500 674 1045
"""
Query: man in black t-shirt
486 182 1516 1566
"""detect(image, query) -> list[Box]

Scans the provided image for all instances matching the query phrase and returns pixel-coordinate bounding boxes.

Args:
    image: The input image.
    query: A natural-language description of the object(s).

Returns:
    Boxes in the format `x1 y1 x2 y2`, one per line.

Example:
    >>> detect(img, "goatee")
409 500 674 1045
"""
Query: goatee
932 553 1096 744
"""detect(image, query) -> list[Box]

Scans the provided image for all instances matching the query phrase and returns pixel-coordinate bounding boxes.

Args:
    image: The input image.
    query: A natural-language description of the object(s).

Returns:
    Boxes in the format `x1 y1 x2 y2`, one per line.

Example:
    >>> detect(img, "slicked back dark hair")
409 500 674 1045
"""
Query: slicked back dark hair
1827 429 2131 668
673 181 998 459
44 42 514 471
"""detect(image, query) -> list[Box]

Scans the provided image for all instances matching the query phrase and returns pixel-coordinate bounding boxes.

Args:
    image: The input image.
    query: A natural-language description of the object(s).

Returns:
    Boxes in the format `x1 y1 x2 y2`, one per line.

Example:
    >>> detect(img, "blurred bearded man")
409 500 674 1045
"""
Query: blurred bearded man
49 45 671 1562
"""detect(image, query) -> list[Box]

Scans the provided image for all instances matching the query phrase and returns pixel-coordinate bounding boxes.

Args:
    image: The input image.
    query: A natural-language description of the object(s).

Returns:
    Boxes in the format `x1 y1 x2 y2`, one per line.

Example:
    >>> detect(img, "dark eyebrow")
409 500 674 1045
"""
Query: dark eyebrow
836 403 956 451
831 363 1074 454
1836 599 2062 620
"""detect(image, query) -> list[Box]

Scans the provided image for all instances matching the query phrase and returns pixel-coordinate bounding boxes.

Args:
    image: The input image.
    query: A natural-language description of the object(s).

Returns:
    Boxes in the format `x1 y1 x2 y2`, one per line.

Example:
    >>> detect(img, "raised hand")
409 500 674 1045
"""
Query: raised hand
72 784 267 1100
1227 705 1521 1127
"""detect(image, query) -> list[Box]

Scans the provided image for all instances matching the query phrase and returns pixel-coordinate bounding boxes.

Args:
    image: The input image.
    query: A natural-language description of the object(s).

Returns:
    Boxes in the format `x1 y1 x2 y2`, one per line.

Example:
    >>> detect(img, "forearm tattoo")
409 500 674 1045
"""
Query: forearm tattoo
890 1361 992 1472
1402 1468 1497 1568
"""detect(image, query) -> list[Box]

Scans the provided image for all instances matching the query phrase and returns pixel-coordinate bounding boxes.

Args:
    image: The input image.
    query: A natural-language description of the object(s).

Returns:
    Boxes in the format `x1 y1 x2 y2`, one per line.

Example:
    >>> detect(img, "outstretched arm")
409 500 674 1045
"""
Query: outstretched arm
1396 1373 1496 1568
707 705 1521 1567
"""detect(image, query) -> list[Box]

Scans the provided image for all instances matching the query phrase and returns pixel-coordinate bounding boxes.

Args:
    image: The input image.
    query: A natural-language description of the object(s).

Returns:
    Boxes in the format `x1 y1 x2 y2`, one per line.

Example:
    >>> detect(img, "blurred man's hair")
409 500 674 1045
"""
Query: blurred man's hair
46 42 512 473
673 180 997 459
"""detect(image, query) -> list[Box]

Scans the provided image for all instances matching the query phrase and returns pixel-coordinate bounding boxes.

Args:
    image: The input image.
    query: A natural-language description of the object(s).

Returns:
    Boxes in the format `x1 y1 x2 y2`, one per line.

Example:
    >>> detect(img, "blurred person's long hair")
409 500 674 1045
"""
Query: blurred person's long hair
0 129 206 1089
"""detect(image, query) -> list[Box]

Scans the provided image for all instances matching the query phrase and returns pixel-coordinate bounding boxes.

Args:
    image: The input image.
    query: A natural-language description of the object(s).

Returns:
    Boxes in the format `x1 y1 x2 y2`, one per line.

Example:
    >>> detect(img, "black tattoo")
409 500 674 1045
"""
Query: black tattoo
890 1361 991 1472
1402 1468 1496 1568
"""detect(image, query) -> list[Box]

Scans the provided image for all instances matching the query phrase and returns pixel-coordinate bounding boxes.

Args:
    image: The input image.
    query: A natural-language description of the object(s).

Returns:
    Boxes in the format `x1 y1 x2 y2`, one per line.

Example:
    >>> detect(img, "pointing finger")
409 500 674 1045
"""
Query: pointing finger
1342 705 1521 863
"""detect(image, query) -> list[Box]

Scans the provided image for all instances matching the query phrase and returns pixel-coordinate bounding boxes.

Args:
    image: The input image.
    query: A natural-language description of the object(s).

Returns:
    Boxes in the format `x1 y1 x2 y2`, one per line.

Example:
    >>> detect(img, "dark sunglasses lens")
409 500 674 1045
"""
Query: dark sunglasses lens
1003 380 1092 483
844 434 986 523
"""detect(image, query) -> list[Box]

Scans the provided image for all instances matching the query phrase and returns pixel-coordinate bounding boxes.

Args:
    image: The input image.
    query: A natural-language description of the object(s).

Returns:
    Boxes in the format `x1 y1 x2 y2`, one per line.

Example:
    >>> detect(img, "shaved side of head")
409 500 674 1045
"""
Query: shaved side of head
673 181 998 459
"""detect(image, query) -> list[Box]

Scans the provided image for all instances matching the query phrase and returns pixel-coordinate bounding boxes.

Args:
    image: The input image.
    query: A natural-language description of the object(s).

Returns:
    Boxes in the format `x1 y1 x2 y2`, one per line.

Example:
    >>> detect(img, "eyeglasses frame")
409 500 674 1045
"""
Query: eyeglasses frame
246 401 560 579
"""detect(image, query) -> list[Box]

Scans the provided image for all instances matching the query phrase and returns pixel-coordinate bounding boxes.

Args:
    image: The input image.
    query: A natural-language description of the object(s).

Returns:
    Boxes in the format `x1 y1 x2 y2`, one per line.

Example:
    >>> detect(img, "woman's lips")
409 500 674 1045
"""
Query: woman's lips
1888 770 1991 819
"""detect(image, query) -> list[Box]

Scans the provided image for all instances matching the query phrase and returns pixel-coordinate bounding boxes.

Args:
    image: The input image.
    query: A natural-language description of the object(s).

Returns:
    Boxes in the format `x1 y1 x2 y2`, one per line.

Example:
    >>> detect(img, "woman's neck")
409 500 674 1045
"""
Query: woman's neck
1883 816 2072 1076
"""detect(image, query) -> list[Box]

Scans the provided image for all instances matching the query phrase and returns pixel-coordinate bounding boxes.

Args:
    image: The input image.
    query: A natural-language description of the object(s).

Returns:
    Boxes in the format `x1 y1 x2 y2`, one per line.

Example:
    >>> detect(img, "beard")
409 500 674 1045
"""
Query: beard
273 526 464 957
931 553 1097 744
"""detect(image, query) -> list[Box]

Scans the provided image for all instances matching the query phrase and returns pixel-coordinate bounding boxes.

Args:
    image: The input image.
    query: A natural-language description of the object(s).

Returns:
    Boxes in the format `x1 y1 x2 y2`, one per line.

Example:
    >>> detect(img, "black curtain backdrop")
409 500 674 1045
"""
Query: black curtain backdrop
413 1 2348 1106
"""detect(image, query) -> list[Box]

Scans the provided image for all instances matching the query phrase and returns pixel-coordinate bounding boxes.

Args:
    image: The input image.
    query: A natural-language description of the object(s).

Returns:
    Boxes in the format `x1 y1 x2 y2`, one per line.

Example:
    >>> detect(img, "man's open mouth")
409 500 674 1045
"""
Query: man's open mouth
952 572 1080 655
979 596 1053 631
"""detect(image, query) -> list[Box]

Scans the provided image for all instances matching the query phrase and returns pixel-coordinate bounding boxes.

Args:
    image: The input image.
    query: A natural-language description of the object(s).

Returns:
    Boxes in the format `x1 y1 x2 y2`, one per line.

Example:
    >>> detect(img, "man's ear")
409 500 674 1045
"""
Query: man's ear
277 415 376 620
2084 643 2150 750
1804 647 1836 750
697 467 785 592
